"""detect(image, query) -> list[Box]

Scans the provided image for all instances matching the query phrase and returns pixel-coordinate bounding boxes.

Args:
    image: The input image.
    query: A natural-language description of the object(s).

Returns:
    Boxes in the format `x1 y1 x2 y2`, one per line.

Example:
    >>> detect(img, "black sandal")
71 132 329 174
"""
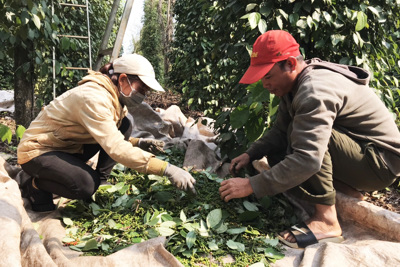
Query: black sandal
278 222 344 249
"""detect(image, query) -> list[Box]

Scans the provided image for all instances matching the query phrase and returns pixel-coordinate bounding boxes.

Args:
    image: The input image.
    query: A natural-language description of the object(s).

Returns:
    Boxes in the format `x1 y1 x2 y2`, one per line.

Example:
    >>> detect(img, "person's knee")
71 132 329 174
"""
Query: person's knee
75 177 100 200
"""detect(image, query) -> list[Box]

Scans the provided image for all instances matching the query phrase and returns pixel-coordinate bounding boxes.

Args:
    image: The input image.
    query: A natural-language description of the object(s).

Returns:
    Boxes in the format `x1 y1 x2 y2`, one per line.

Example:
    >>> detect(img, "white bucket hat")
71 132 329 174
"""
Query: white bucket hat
113 53 165 92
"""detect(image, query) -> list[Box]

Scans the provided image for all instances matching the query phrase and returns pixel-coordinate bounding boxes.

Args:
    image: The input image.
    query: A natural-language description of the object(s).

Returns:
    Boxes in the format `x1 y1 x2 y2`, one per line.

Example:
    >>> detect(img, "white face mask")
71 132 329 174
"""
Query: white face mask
119 78 146 109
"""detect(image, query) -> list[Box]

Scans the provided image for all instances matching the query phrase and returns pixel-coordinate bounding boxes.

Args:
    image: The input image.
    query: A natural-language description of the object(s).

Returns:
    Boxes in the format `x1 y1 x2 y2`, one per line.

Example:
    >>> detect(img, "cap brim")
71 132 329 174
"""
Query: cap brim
239 63 275 84
139 76 165 92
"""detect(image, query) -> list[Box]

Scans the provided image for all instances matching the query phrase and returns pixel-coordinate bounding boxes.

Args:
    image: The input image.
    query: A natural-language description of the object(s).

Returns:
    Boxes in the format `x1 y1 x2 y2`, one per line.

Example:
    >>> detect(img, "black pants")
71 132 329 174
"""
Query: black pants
21 117 132 200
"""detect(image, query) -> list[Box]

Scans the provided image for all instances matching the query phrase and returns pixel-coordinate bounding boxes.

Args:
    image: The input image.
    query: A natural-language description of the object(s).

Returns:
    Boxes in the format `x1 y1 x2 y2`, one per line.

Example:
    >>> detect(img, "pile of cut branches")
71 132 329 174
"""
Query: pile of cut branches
61 147 296 266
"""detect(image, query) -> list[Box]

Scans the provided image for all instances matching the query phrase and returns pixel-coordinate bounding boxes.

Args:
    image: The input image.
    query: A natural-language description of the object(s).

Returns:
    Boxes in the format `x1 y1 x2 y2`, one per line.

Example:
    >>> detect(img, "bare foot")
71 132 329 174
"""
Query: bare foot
280 204 342 243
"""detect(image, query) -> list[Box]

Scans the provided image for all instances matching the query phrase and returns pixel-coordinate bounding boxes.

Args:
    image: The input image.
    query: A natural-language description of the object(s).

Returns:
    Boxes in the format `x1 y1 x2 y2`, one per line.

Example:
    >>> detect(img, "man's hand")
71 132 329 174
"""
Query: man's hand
138 138 165 154
219 178 253 202
163 164 196 194
229 153 250 176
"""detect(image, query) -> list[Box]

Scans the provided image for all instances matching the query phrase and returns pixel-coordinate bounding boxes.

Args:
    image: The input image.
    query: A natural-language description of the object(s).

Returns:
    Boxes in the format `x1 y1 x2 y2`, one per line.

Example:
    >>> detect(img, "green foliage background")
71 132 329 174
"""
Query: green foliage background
169 0 400 159
0 0 121 106
137 0 165 85
36 0 122 105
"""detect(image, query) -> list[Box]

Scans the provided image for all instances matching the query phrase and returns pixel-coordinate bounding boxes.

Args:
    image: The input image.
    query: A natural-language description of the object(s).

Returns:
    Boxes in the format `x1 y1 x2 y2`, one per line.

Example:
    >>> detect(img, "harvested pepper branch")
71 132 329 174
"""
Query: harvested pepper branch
61 147 297 266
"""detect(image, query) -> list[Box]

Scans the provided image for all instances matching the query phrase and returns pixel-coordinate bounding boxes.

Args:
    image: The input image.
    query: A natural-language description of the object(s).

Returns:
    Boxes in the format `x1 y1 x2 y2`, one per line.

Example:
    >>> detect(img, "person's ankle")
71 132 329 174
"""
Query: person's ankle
26 178 56 212
334 180 364 200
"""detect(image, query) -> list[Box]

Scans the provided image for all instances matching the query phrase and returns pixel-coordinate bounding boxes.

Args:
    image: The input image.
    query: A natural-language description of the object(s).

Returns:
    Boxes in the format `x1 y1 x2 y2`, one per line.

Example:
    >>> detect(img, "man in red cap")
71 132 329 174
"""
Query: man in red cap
219 30 400 248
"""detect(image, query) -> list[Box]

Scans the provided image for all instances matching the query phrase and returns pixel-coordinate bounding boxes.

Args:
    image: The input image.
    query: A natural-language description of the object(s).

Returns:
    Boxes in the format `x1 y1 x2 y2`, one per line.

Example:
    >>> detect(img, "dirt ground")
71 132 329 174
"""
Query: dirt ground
1 91 399 214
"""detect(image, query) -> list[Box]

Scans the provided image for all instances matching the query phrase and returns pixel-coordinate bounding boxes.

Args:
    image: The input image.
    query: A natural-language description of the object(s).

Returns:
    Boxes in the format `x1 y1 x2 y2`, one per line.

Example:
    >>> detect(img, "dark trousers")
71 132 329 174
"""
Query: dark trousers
269 129 397 205
21 117 132 200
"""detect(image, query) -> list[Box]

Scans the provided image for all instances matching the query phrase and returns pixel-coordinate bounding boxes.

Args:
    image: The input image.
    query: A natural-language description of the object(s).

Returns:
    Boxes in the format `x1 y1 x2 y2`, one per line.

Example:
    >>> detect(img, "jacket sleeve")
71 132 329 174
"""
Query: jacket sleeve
77 91 167 175
249 77 341 198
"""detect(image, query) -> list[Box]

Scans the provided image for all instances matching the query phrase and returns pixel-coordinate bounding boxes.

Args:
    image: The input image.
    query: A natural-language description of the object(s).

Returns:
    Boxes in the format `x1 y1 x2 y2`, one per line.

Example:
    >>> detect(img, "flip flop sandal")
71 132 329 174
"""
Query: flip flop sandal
277 221 344 249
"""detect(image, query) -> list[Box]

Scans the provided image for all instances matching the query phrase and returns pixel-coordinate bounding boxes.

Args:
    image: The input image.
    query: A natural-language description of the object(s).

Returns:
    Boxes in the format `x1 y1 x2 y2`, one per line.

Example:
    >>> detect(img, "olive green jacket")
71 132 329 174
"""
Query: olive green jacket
17 71 166 175
247 58 400 198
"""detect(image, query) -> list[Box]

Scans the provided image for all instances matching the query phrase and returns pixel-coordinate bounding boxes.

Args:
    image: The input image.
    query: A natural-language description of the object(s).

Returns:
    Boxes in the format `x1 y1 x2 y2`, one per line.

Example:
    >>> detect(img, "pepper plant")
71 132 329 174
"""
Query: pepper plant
169 0 400 159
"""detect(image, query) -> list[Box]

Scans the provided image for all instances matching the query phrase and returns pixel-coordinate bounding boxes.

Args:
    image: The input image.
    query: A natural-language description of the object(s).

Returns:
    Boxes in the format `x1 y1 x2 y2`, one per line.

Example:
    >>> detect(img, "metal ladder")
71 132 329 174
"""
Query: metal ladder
51 0 135 97
94 0 135 71
51 0 92 98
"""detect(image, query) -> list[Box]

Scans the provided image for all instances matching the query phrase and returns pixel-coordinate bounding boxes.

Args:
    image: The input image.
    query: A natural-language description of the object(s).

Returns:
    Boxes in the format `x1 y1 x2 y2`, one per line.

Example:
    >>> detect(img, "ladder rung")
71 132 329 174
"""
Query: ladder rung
98 47 113 56
60 3 86 8
62 67 89 70
57 34 89 39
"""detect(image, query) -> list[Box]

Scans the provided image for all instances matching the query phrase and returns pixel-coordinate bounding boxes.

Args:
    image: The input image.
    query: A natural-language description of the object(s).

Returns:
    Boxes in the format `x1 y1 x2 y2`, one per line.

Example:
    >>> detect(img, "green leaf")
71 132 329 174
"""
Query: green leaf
260 196 272 209
331 34 345 46
89 202 101 215
186 230 196 249
277 9 288 20
264 247 285 260
61 37 70 50
296 19 307 29
160 221 176 228
289 13 299 25
249 12 261 29
248 81 269 102
108 219 117 229
206 208 222 229
0 125 12 144
146 228 159 238
214 223 228 234
199 219 209 237
62 217 73 226
180 210 187 223
322 11 332 25
32 14 41 29
158 226 175 236
131 184 140 194
208 240 219 251
230 107 250 129
246 4 258 12
144 211 150 224
21 11 30 25
276 16 283 29
226 227 247 235
82 239 98 251
260 4 272 17
161 214 174 222
243 201 259 211
245 116 264 142
262 237 279 246
146 216 160 226
367 6 380 17
258 19 267 33
355 11 367 31
226 240 245 252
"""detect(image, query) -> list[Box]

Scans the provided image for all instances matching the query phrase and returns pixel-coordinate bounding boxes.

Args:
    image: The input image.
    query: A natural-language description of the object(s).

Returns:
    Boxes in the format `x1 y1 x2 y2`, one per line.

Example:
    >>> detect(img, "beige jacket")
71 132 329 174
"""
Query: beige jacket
17 71 166 175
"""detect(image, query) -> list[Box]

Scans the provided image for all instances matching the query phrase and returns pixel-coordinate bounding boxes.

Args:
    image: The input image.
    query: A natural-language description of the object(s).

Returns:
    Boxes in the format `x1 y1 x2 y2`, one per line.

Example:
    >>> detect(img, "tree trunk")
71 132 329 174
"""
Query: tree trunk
157 0 166 61
164 0 174 73
14 42 34 128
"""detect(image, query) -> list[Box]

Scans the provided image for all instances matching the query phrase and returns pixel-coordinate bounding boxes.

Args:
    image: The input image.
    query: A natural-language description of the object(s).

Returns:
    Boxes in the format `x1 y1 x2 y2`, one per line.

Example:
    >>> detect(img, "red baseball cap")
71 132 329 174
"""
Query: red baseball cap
239 30 300 84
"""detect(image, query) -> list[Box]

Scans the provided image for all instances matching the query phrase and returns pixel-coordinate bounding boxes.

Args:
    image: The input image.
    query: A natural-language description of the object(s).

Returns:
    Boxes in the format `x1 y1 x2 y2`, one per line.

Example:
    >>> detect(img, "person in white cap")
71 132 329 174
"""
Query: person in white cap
17 53 196 212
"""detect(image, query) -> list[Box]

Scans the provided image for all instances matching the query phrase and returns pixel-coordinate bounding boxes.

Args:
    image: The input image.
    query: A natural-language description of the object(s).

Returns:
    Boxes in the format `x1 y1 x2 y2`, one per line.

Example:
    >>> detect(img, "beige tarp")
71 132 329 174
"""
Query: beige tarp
1 102 400 266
